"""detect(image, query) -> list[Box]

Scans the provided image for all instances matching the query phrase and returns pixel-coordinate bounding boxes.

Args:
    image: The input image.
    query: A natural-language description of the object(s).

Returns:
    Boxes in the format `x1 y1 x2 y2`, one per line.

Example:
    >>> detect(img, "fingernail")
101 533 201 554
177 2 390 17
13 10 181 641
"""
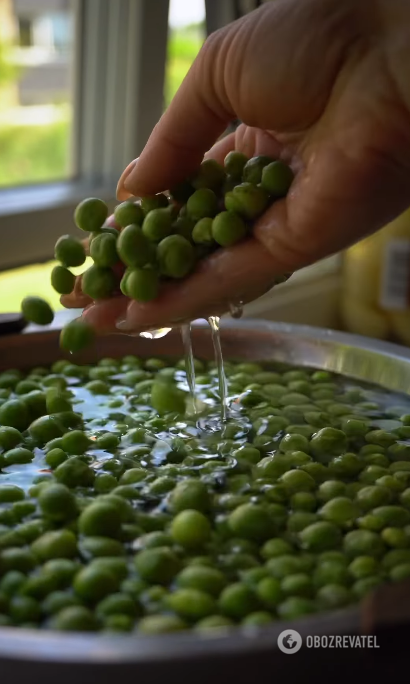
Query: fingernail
116 159 138 200
115 317 136 332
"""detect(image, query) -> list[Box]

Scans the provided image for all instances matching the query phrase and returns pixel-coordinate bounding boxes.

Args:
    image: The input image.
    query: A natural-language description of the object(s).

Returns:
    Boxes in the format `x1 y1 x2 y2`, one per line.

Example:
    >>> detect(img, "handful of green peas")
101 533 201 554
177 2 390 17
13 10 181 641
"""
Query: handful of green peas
20 154 294 352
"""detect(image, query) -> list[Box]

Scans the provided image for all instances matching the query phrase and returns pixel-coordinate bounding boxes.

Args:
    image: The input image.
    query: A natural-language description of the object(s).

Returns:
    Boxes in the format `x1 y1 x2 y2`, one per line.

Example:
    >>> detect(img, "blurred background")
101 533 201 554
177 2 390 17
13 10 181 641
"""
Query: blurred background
0 0 409 345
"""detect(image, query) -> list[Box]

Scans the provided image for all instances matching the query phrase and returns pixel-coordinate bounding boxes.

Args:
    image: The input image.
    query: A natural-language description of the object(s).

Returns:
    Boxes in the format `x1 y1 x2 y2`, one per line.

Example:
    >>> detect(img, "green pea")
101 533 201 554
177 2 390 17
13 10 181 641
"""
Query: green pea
10 595 41 623
0 399 30 431
265 555 302 579
59 319 95 353
173 215 195 241
390 563 410 582
3 447 33 465
279 434 309 454
0 484 24 503
0 570 26 595
341 418 369 437
81 264 116 300
171 509 210 549
313 561 349 588
74 197 108 232
310 428 348 463
241 155 273 184
376 474 405 492
134 547 180 585
186 188 218 220
60 430 90 454
42 559 79 588
51 265 75 295
371 505 410 527
211 211 247 247
299 521 342 552
137 614 186 634
356 485 392 511
114 201 144 228
192 159 225 190
73 564 120 603
260 160 294 196
277 596 316 620
141 207 173 243
148 379 186 416
31 530 77 561
176 566 226 597
54 234 86 267
218 582 259 619
0 547 36 573
329 453 363 477
352 576 384 599
90 232 118 268
359 465 389 484
388 443 410 461
166 588 216 621
79 501 122 539
117 223 153 267
343 529 385 557
0 426 22 450
261 539 293 560
96 592 138 617
54 456 94 488
44 387 71 415
316 584 353 609
52 604 99 631
280 572 313 598
222 151 247 180
157 234 196 278
42 590 80 615
38 483 77 522
281 470 316 494
141 194 169 215
319 497 359 527
192 217 214 245
123 267 159 303
228 503 273 542
91 557 128 581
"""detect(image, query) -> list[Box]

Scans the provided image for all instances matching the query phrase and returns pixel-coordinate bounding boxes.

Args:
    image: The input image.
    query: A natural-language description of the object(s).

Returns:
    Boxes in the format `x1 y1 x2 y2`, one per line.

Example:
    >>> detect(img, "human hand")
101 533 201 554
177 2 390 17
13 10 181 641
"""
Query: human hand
64 0 410 334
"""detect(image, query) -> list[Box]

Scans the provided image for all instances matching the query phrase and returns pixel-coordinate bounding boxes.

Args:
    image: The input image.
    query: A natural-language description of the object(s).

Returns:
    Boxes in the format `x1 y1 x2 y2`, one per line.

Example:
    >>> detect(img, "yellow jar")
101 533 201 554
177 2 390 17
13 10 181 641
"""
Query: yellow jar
341 208 410 343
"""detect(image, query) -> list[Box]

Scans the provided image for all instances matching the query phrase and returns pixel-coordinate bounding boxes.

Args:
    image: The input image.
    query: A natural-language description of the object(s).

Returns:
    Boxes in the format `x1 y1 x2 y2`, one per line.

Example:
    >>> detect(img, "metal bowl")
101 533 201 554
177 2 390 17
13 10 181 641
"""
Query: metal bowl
1 318 410 683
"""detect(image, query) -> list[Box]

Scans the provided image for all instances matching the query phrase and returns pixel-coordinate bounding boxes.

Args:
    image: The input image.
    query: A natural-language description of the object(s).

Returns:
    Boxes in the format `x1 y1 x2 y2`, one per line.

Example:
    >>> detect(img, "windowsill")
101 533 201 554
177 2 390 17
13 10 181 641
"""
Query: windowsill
0 181 115 216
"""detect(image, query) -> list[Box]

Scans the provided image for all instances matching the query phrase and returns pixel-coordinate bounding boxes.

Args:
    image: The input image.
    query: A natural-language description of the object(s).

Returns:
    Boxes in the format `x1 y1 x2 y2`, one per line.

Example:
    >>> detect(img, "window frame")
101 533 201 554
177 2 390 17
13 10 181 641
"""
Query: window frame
0 0 170 272
0 0 341 287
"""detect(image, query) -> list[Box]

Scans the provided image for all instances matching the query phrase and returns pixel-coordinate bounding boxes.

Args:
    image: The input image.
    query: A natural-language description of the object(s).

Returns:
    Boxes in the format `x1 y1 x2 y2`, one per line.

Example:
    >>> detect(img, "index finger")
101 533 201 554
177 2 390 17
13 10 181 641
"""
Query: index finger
118 36 234 199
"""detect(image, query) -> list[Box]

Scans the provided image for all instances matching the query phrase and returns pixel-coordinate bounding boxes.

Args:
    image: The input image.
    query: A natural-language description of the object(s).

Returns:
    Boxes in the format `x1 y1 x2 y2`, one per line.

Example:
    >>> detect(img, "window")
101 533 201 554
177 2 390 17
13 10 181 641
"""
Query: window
18 17 32 47
0 1 74 187
164 0 205 108
0 0 341 321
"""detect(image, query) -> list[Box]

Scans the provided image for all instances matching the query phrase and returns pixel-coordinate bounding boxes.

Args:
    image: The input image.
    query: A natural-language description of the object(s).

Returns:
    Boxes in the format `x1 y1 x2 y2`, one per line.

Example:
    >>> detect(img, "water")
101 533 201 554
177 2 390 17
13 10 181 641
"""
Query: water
229 301 243 319
208 315 228 421
139 328 171 339
181 323 196 412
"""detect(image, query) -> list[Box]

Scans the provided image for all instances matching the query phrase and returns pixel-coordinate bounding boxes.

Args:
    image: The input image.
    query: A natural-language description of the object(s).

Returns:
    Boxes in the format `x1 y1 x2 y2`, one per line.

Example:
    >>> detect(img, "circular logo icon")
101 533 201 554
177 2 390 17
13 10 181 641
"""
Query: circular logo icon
277 629 302 654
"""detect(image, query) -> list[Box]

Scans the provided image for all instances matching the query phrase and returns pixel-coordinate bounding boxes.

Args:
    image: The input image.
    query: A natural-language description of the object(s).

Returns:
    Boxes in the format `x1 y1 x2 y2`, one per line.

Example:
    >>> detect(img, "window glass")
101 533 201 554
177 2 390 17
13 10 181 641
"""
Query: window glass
164 0 206 108
0 0 75 186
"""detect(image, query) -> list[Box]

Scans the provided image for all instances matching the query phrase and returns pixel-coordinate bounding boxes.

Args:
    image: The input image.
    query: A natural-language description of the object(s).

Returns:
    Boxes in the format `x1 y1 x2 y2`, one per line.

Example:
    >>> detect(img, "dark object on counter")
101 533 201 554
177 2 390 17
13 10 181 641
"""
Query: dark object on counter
0 313 26 336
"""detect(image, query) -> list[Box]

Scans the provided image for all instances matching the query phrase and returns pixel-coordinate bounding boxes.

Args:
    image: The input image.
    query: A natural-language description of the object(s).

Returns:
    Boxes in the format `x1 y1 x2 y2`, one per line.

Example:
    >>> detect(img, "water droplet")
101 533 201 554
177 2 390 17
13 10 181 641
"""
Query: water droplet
139 328 172 339
229 301 243 319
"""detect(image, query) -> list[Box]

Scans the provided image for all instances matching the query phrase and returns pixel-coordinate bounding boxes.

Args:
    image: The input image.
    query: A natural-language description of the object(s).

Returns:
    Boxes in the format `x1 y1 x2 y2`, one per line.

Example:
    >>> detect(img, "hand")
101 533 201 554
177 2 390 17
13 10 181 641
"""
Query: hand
64 0 410 334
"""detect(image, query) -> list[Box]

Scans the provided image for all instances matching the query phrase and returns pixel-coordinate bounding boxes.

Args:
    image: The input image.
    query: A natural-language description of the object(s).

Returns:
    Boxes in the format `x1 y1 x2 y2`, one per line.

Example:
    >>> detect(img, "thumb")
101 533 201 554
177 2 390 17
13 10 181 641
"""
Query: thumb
117 34 233 199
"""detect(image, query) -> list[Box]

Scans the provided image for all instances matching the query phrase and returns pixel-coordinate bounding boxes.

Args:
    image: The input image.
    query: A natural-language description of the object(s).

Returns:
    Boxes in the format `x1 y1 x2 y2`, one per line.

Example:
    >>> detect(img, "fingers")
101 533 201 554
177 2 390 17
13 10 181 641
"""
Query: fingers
117 31 235 200
79 238 284 335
